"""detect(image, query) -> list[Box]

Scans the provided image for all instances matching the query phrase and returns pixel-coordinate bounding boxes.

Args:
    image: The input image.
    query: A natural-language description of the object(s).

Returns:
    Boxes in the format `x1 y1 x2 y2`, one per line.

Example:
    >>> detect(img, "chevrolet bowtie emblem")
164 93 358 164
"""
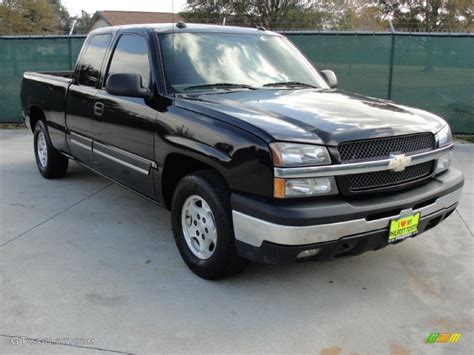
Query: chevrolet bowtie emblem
388 153 411 172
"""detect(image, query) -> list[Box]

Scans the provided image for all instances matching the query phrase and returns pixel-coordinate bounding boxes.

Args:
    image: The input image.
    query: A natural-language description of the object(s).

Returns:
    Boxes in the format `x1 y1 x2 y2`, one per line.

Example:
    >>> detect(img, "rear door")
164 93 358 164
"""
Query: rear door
93 33 157 198
66 33 112 165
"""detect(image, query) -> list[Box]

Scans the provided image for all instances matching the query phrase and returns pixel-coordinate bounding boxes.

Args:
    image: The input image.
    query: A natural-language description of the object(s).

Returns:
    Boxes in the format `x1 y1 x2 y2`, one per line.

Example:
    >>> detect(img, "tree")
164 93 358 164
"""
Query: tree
70 10 91 34
338 5 387 31
181 0 320 30
0 0 71 35
180 0 235 23
379 0 473 32
49 0 71 33
379 1 473 71
235 0 314 29
181 0 473 31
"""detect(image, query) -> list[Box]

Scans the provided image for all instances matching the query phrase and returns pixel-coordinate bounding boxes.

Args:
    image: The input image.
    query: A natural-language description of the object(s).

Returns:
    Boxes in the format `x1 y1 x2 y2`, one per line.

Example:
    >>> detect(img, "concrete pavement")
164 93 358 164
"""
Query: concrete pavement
0 129 473 354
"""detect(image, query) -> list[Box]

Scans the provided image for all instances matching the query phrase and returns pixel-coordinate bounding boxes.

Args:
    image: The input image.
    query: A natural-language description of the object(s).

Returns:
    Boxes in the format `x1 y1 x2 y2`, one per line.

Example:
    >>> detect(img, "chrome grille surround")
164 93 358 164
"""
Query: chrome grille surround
337 134 435 192
345 161 434 191
338 133 435 162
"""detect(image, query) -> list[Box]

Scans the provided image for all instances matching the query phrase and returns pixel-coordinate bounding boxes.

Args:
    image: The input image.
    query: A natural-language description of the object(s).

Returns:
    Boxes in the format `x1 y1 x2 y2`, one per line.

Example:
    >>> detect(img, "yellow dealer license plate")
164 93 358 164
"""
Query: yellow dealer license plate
388 212 421 243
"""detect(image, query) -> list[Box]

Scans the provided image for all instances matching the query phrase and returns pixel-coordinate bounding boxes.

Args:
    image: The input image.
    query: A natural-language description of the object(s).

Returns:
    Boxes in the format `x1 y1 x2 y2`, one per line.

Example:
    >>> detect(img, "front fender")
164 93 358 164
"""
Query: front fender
155 105 274 201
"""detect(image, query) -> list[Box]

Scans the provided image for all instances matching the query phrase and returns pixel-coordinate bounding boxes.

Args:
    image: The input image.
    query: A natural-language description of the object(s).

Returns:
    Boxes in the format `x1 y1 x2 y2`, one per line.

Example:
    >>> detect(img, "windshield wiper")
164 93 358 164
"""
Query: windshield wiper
183 83 256 92
263 81 318 88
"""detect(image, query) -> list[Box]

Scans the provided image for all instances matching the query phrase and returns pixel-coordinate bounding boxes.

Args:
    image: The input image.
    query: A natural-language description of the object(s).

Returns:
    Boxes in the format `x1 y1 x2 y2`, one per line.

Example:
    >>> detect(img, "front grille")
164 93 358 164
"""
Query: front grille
337 133 435 193
345 161 433 191
338 133 435 162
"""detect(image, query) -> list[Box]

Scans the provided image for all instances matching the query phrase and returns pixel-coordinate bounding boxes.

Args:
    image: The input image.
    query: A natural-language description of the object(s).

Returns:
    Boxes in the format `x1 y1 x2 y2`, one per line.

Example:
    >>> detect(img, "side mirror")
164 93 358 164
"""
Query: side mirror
320 70 337 89
105 73 152 98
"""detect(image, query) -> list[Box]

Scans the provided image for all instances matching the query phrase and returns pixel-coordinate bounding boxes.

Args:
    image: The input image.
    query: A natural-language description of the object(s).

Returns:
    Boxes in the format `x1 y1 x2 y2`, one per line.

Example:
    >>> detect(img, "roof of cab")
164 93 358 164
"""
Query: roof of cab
89 23 281 36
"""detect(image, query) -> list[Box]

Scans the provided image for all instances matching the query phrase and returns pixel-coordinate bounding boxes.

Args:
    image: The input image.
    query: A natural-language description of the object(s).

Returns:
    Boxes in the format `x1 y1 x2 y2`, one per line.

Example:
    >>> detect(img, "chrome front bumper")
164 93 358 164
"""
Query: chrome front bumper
233 186 462 248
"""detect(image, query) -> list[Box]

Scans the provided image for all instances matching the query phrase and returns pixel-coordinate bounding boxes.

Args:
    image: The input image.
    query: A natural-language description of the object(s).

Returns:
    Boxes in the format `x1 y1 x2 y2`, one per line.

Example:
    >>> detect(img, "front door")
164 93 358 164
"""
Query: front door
67 33 112 165
93 33 156 198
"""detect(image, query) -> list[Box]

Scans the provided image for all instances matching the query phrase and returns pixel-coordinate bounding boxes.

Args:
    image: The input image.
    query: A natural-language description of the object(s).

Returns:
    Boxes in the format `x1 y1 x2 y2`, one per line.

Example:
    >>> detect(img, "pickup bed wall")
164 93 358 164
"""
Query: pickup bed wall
21 72 72 151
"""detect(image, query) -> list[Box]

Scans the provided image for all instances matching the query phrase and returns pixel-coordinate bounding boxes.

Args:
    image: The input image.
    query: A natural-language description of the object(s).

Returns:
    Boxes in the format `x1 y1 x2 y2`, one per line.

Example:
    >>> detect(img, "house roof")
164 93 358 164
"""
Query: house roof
93 11 182 27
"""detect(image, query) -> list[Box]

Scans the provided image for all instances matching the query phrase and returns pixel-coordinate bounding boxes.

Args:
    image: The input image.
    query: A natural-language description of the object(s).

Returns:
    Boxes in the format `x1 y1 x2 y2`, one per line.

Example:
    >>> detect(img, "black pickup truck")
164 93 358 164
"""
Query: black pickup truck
21 23 463 279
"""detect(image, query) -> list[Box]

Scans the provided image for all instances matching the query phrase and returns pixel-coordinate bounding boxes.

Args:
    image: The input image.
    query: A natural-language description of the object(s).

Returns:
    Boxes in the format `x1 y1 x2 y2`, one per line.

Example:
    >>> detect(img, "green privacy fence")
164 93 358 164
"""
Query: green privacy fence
1 32 473 133
287 32 474 134
0 36 86 123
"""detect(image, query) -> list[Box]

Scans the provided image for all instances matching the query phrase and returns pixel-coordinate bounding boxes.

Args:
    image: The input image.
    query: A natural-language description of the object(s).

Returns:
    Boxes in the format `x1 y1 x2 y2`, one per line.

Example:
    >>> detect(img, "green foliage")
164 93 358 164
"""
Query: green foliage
181 1 388 30
338 6 387 31
380 0 473 31
70 10 91 34
182 0 472 31
49 0 71 33
0 0 71 35
181 0 325 30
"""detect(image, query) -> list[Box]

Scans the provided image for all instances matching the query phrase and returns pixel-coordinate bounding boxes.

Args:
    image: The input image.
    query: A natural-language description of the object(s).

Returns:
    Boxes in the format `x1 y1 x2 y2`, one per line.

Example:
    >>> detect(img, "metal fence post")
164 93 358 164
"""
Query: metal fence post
387 20 396 100
68 37 73 70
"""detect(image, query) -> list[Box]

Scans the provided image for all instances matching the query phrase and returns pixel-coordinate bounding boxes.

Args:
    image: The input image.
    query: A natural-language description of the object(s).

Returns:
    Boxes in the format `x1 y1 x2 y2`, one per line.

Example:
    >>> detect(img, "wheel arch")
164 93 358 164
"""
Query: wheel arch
161 153 228 210
28 105 47 133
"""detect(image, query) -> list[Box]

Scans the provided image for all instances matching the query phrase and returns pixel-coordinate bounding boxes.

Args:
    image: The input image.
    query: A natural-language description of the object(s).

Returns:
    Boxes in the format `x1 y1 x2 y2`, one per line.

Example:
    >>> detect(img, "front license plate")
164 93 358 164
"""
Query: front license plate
388 212 421 243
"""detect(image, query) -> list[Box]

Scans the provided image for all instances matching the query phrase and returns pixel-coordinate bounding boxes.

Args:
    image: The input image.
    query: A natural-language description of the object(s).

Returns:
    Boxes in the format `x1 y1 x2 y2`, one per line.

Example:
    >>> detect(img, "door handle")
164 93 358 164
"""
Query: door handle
94 102 104 117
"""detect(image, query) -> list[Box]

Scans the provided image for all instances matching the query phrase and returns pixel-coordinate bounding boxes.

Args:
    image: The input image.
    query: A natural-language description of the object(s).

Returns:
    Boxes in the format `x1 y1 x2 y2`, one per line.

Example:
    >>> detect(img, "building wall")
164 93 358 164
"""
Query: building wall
89 18 111 32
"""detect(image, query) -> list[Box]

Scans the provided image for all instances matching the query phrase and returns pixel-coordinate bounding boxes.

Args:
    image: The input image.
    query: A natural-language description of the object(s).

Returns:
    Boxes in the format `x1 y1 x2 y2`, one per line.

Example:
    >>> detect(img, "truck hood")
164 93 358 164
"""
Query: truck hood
177 89 446 145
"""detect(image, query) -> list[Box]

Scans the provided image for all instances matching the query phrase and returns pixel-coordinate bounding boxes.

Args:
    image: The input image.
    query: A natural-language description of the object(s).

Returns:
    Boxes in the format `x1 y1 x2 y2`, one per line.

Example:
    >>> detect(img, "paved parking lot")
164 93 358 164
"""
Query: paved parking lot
0 129 473 354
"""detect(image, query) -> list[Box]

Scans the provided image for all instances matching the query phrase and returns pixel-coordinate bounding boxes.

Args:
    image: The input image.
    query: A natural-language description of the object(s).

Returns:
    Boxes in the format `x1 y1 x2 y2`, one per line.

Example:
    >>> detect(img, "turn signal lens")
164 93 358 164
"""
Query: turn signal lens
274 178 286 198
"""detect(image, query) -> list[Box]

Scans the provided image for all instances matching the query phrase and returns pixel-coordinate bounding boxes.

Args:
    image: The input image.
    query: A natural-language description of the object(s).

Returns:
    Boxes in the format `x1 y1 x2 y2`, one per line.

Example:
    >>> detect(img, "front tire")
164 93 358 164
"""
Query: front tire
171 171 248 279
34 121 69 179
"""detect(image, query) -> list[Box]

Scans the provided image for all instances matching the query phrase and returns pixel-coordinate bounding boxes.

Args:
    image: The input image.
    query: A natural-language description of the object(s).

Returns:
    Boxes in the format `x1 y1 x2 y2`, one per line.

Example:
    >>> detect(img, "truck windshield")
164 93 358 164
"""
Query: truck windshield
159 32 328 93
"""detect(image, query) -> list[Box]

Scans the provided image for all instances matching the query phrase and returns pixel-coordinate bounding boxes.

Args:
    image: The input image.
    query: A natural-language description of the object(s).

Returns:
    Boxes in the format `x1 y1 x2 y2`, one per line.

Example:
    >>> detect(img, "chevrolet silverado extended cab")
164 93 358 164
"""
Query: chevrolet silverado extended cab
21 23 463 279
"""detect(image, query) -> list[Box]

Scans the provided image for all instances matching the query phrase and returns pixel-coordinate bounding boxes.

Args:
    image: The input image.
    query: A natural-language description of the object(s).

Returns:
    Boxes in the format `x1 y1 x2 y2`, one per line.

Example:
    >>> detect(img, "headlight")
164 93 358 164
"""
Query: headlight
434 125 453 175
270 143 331 167
436 125 452 147
274 177 338 198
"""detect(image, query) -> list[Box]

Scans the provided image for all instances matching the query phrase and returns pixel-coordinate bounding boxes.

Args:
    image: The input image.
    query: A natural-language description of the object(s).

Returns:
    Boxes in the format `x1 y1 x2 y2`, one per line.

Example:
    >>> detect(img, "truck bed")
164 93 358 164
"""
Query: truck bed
23 71 74 83
21 71 74 151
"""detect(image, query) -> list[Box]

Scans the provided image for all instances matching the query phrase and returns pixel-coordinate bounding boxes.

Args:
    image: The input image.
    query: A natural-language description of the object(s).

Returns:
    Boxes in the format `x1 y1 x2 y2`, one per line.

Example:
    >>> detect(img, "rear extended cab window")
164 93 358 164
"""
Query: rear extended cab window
78 34 112 87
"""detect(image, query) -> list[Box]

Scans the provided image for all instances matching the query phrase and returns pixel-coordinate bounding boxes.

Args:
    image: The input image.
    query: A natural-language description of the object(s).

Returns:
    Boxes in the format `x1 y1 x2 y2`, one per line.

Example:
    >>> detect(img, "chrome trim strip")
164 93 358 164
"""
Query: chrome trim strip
232 188 461 247
69 132 158 175
70 139 91 151
93 149 150 175
274 144 454 178
93 142 152 176
93 141 154 166
70 132 92 151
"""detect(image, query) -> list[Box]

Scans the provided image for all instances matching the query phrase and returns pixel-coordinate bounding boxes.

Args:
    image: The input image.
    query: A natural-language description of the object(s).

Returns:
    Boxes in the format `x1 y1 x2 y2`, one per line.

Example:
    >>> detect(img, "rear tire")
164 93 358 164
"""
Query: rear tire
171 170 248 279
34 121 69 179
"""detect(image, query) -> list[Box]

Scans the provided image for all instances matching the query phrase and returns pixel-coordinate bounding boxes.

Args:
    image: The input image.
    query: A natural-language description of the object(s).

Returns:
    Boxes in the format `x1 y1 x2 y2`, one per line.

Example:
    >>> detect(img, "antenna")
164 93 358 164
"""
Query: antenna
172 0 175 95
69 18 78 36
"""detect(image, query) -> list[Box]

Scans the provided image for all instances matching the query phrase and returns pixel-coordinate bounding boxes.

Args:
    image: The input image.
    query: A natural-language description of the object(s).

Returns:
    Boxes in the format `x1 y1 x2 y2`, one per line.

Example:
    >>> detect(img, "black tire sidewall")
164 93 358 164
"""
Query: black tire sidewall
33 120 68 179
33 121 51 177
171 174 235 278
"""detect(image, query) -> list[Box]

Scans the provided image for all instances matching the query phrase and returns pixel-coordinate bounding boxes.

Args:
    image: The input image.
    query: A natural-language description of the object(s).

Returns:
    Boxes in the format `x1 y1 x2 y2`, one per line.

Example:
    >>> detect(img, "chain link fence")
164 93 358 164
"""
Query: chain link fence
0 31 473 133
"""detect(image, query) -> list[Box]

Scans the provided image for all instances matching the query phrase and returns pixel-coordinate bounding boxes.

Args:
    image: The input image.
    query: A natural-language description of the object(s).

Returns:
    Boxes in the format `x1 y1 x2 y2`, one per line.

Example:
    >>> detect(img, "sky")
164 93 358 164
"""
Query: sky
62 0 187 17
